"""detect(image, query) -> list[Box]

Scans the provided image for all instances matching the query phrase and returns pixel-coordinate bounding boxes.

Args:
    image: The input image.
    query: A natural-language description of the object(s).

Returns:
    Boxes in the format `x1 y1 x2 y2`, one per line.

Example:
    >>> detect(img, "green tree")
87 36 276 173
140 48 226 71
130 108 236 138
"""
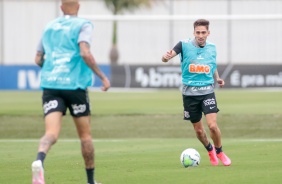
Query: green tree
103 0 152 65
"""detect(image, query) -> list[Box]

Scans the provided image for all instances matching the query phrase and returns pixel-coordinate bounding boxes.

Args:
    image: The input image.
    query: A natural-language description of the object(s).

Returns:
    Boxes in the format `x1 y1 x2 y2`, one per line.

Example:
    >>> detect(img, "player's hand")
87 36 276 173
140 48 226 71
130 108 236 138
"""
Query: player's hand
101 77 110 91
217 78 225 88
162 50 173 62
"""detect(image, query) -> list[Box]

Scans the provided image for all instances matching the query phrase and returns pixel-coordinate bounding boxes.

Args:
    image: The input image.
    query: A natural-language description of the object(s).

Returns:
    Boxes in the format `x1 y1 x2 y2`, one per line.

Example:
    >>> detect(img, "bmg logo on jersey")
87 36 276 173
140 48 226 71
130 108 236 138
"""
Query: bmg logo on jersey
189 64 210 74
43 100 58 114
203 98 216 106
71 104 86 115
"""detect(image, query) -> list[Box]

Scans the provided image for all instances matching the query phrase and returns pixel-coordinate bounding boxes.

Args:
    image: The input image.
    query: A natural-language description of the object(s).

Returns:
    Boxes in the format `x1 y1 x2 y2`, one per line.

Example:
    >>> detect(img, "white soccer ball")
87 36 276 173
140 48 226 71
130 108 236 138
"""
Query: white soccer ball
180 148 201 168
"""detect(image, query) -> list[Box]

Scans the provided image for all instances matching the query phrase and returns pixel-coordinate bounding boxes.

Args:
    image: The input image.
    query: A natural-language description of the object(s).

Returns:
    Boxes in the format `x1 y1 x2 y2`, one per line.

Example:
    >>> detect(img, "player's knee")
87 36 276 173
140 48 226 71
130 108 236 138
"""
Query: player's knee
208 124 218 133
80 138 94 152
41 133 58 145
194 128 205 137
80 135 92 143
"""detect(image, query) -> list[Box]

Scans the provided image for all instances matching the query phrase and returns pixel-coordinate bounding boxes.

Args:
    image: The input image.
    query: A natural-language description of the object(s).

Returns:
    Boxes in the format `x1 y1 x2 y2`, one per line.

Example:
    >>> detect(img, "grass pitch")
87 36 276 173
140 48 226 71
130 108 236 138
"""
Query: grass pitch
1 139 282 184
0 89 281 184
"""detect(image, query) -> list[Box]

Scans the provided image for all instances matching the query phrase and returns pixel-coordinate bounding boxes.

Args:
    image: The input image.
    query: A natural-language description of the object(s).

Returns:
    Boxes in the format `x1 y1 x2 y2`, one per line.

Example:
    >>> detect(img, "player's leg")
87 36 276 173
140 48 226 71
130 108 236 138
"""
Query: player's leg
37 90 66 162
66 89 98 184
73 116 94 168
203 93 231 166
32 89 66 184
192 120 209 146
39 112 63 152
73 116 96 183
183 95 218 165
202 92 222 148
32 112 63 184
205 113 231 166
183 95 209 145
192 119 218 166
205 113 221 148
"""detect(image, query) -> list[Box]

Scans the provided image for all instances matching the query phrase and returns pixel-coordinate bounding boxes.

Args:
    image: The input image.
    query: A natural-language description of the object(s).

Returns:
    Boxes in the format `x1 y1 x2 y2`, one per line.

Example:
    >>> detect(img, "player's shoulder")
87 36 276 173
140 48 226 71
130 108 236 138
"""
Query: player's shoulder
77 17 93 28
205 41 216 51
206 40 216 47
44 18 59 30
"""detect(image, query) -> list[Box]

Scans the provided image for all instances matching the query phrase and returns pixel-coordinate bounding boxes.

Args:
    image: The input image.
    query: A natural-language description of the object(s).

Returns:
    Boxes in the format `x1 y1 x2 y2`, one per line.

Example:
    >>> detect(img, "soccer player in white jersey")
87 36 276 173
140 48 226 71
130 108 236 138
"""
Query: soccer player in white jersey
162 19 231 166
31 0 110 184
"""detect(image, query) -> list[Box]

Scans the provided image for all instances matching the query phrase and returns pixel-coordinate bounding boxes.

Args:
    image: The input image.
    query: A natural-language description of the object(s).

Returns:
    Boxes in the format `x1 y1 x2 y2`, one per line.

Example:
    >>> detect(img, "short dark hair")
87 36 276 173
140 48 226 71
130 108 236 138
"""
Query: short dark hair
193 19 209 30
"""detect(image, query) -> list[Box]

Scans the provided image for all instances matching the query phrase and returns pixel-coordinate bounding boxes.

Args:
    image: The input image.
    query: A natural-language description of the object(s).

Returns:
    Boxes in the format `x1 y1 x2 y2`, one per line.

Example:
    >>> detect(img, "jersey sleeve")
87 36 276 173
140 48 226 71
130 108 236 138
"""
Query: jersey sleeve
172 41 182 55
36 38 44 53
78 23 93 46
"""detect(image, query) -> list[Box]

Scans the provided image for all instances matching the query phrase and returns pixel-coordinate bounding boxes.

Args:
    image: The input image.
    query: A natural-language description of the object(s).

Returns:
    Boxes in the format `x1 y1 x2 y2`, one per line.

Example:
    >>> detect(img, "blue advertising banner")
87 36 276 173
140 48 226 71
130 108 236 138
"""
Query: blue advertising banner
0 65 110 90
1 64 282 90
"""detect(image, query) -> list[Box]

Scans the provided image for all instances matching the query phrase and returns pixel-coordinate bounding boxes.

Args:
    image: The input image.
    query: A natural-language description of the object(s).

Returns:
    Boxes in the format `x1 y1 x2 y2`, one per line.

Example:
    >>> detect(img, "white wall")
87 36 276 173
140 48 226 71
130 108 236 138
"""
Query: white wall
1 0 59 65
1 0 282 65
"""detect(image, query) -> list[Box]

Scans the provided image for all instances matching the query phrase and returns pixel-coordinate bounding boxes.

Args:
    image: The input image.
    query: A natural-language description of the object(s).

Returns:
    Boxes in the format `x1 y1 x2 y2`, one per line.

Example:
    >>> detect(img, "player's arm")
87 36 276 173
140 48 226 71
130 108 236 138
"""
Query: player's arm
79 42 110 91
162 50 177 62
35 38 45 67
78 23 110 91
162 41 182 62
214 69 225 88
35 51 44 67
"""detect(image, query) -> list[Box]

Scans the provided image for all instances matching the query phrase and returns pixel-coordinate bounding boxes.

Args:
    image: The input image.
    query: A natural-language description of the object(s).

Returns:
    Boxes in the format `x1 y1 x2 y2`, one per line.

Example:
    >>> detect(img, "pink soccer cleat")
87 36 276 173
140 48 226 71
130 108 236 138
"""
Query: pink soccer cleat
208 145 218 166
217 152 231 166
32 160 45 184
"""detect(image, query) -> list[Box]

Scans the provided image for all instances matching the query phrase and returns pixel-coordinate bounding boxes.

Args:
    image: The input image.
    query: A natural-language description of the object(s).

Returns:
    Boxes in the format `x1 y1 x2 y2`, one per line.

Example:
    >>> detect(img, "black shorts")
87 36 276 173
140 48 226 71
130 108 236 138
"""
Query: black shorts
182 92 219 123
42 88 91 117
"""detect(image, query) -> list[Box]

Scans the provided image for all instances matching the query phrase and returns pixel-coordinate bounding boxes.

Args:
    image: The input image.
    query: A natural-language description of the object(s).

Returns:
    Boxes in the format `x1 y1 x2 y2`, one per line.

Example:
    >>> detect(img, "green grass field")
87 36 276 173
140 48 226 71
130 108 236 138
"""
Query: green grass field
0 89 282 184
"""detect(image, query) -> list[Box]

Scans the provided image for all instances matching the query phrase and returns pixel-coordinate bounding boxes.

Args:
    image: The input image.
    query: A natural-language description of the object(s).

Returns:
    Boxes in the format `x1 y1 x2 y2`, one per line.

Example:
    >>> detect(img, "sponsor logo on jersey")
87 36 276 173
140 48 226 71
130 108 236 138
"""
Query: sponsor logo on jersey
191 86 211 91
52 23 70 31
189 64 210 74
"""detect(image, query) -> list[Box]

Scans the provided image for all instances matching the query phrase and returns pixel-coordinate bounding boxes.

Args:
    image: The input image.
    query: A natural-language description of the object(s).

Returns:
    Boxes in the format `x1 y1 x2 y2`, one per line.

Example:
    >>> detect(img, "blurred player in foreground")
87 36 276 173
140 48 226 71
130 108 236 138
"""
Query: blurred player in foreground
32 0 110 184
162 19 231 166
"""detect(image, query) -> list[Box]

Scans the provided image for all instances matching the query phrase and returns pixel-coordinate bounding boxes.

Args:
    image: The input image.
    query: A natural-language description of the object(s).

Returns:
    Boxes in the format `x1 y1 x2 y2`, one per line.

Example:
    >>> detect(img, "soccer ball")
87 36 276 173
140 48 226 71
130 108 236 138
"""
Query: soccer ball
180 148 201 168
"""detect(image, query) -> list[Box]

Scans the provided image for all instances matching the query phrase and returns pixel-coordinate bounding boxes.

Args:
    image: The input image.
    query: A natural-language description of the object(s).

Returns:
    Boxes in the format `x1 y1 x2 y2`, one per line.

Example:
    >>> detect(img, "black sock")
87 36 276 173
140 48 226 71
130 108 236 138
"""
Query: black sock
215 146 222 154
86 168 95 184
205 142 213 152
36 152 46 166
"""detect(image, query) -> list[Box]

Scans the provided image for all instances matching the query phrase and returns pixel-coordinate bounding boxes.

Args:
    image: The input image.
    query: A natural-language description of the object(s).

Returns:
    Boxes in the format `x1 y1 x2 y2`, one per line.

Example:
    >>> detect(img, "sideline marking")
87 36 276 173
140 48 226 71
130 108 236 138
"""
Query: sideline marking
226 139 282 142
241 139 282 142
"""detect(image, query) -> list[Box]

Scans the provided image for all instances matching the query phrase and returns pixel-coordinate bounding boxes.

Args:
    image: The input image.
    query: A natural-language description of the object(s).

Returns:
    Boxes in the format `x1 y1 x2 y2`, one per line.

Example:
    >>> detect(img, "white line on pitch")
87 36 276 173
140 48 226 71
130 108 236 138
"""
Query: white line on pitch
229 139 282 142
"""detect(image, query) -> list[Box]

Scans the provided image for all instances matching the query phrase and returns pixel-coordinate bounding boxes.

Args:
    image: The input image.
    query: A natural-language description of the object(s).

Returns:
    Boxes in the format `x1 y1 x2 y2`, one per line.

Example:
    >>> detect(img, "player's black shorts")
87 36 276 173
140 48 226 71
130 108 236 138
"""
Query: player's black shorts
182 92 219 123
42 88 91 117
